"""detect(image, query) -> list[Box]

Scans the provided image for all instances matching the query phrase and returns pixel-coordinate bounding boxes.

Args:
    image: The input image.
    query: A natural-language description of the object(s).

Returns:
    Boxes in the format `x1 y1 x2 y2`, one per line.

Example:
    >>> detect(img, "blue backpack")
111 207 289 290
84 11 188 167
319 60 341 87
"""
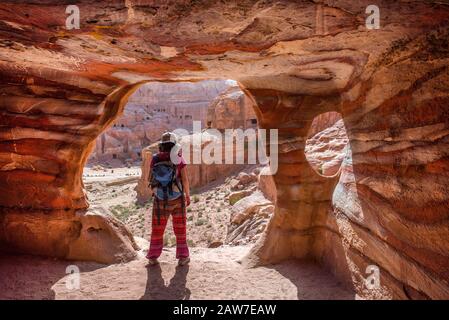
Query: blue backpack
150 155 184 223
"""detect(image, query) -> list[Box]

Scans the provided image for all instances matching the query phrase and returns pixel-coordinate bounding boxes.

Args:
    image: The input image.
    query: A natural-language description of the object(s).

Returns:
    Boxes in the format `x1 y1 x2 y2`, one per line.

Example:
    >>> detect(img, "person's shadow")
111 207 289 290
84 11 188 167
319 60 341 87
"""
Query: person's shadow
140 264 191 300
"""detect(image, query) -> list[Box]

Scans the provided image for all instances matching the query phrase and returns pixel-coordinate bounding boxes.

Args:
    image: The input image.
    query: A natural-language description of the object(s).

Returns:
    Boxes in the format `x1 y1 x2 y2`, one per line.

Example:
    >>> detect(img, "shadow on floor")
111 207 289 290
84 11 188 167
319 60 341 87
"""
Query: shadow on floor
0 253 105 300
268 259 355 300
141 264 191 300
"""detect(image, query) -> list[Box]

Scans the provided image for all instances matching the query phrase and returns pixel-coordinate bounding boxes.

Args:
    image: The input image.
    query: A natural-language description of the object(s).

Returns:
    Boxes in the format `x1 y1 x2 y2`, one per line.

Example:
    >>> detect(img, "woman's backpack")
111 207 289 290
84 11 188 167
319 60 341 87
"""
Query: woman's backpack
150 154 184 223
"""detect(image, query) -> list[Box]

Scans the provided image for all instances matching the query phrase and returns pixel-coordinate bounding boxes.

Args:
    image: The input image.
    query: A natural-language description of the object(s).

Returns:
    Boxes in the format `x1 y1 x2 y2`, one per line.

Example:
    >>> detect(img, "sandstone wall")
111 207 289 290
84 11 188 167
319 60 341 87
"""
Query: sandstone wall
0 0 448 298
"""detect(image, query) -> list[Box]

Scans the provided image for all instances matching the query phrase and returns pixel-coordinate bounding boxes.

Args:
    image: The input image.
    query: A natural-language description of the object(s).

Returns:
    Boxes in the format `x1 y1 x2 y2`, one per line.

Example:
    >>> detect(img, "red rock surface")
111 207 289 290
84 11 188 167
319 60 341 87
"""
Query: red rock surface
0 0 448 298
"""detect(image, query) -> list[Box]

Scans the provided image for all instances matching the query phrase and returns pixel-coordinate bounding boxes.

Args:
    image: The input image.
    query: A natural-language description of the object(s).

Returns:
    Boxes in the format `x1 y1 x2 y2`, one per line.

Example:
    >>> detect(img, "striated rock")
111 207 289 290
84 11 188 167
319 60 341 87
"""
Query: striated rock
0 0 448 298
230 191 272 226
305 118 349 176
307 111 342 138
227 191 274 245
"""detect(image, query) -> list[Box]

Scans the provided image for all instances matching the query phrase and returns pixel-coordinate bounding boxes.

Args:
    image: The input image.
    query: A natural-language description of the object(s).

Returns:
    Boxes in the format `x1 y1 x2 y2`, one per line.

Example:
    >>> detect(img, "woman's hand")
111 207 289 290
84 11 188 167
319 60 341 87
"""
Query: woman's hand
185 194 191 207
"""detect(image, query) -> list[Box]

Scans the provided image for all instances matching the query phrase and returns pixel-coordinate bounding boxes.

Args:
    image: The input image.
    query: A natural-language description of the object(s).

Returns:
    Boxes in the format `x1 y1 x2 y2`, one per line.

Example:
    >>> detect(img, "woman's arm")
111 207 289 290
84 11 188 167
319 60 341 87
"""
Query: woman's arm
140 148 153 197
181 166 190 206
148 170 154 197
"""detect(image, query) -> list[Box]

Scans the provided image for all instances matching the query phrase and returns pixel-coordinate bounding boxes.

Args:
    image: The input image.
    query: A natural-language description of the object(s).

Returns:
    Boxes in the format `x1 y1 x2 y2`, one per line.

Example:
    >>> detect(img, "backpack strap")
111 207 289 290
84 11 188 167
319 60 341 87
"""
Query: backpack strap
151 154 161 224
173 175 185 223
155 195 161 225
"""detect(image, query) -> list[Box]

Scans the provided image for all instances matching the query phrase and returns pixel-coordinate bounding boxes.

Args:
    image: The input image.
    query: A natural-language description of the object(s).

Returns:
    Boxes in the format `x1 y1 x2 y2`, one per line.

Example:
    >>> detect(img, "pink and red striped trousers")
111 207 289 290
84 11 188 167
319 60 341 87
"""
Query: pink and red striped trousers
147 197 189 259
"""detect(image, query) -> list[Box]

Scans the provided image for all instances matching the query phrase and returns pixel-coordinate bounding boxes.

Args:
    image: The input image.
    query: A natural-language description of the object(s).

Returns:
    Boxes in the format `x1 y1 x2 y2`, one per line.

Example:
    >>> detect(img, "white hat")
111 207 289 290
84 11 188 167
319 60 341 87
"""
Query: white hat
160 131 178 144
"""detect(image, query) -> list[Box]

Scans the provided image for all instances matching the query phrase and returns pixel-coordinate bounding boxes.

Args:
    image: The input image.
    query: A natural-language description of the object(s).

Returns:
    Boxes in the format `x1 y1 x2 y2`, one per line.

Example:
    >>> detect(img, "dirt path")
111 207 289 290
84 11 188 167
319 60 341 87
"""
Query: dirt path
0 245 354 300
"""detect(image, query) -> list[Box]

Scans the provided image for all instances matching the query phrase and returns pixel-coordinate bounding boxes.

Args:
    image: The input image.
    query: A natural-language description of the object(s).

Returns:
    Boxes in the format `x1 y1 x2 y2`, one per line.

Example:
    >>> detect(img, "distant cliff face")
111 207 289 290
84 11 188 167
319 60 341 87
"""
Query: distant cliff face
207 85 258 130
0 0 448 298
88 80 234 163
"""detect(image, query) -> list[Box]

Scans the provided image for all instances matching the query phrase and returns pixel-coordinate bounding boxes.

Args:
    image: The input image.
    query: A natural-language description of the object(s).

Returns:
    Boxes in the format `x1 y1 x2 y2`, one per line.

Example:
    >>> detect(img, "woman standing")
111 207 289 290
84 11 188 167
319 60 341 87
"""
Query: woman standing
146 132 191 266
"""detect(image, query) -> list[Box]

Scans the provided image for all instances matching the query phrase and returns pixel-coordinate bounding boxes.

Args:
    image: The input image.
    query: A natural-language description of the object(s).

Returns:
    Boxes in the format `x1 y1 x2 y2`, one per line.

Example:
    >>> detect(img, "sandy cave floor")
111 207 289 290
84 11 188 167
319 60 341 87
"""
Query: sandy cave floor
0 246 354 300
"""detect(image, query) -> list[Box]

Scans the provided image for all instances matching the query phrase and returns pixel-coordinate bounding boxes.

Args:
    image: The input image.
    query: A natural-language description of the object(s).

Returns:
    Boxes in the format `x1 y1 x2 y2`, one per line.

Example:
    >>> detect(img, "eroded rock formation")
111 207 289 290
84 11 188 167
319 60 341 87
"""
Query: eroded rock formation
0 0 448 298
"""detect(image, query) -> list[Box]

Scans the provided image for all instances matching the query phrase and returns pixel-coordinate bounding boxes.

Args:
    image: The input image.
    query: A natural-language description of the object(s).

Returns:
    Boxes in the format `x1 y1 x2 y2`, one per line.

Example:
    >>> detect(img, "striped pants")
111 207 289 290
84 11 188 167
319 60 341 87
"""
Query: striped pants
147 197 189 259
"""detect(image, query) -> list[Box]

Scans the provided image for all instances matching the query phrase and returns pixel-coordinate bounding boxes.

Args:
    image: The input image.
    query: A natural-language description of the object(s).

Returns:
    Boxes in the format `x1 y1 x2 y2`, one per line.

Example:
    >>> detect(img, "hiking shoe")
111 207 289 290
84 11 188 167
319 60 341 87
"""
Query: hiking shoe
178 257 190 266
146 258 159 266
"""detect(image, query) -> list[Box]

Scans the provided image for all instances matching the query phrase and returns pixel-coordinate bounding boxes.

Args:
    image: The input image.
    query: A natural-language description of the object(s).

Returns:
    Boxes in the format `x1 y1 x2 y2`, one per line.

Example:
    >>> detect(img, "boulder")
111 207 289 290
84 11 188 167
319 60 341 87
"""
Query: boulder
230 191 271 225
229 179 241 191
237 172 258 185
228 190 252 205
0 206 138 265
67 206 139 264
208 241 224 248
227 198 274 245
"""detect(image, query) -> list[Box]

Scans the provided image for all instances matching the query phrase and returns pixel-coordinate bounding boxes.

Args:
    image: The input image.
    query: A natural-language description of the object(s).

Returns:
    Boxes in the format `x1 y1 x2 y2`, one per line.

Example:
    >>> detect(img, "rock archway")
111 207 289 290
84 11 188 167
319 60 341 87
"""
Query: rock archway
0 0 448 299
242 88 345 263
